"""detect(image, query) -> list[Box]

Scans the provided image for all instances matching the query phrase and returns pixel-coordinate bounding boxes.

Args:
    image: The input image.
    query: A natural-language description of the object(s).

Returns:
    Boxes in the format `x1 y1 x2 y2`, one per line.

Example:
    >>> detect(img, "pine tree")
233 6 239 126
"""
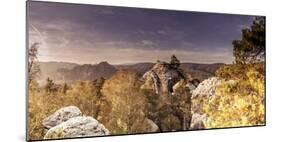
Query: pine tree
45 77 55 94
62 82 68 94
233 16 265 64
170 54 180 69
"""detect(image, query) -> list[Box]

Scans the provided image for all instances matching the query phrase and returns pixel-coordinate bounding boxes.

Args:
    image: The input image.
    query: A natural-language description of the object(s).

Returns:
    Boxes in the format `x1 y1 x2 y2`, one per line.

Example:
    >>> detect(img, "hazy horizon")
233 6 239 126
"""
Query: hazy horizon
37 59 227 65
28 1 255 64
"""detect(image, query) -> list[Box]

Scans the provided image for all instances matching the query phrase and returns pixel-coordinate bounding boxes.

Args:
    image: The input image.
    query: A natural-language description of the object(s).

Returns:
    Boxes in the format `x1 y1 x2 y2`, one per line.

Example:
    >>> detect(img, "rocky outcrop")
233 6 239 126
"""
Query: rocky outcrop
141 61 185 95
142 70 161 94
43 106 109 139
141 57 193 131
44 116 110 139
190 77 224 129
189 77 223 129
191 77 223 114
190 77 235 129
192 77 223 99
42 106 82 130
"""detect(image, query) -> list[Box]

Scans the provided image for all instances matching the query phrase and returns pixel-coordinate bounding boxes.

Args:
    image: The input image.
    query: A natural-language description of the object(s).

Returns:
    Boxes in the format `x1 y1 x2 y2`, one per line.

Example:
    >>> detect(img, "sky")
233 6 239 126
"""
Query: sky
28 1 256 64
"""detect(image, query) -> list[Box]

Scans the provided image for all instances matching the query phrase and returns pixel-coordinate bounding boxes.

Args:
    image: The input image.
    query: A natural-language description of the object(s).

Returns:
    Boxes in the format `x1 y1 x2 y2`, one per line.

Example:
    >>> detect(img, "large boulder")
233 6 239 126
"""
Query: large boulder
191 77 236 114
44 116 110 139
192 77 223 99
190 77 236 129
42 106 82 130
189 77 223 129
191 77 224 114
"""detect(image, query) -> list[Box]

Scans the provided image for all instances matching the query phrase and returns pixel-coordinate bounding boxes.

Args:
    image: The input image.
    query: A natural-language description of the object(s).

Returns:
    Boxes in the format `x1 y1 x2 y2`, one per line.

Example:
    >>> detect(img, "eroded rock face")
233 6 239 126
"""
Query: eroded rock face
141 59 193 131
191 77 224 115
42 106 82 130
44 116 110 139
190 77 236 129
192 77 223 99
189 77 224 129
141 61 185 95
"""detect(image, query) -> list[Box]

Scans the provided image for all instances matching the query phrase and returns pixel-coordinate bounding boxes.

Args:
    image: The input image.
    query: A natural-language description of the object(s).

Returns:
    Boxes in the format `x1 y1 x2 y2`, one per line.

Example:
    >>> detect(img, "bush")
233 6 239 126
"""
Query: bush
203 66 265 128
28 80 109 140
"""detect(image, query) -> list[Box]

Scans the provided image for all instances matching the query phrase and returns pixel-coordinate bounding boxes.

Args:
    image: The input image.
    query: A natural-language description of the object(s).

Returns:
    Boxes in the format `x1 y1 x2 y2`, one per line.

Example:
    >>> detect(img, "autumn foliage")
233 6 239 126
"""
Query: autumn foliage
204 64 265 128
203 17 265 128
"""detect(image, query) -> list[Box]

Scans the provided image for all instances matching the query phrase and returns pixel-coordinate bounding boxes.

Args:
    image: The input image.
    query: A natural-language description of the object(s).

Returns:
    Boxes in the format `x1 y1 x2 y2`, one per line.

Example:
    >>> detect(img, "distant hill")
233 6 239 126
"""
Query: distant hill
37 61 117 84
37 61 224 84
116 62 224 81
115 62 154 75
180 63 225 81
181 63 224 74
63 61 117 82
37 61 79 80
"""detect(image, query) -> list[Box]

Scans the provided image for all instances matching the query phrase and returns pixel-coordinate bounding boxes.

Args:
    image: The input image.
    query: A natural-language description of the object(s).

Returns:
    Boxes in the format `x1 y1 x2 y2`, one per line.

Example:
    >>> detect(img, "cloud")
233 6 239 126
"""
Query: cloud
36 41 233 64
28 1 255 64
157 30 168 35
181 41 194 47
141 40 155 46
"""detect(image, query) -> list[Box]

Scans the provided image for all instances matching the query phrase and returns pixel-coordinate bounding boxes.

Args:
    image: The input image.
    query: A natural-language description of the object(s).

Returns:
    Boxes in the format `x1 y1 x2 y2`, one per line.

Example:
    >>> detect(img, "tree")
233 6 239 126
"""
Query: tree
28 42 40 84
102 70 148 134
95 77 105 97
211 17 265 128
170 54 180 69
61 82 68 94
205 68 265 128
233 17 265 64
45 77 55 94
217 17 265 79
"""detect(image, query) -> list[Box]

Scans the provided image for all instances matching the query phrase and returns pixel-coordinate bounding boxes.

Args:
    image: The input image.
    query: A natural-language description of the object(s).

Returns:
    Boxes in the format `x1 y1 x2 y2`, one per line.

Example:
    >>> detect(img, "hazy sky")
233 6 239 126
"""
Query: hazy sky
28 1 255 64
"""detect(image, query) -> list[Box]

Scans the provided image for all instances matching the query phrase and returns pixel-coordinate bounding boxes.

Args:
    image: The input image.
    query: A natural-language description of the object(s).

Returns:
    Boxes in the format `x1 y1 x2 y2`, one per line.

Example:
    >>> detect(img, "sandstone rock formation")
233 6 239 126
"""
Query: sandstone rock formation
190 77 236 129
189 77 224 129
44 116 110 139
141 56 194 131
192 77 223 99
141 60 186 95
42 106 82 130
43 106 109 139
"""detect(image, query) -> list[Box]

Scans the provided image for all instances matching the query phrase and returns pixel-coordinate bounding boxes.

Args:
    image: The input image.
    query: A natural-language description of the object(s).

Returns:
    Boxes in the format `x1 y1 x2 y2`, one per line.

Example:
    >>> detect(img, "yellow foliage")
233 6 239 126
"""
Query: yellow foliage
204 66 265 128
29 70 151 140
101 70 148 134
28 80 109 140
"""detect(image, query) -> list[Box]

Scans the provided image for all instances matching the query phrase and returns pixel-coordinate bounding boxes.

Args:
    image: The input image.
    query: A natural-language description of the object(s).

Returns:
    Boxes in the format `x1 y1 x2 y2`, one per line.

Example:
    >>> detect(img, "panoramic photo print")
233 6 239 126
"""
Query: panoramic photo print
27 1 265 141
